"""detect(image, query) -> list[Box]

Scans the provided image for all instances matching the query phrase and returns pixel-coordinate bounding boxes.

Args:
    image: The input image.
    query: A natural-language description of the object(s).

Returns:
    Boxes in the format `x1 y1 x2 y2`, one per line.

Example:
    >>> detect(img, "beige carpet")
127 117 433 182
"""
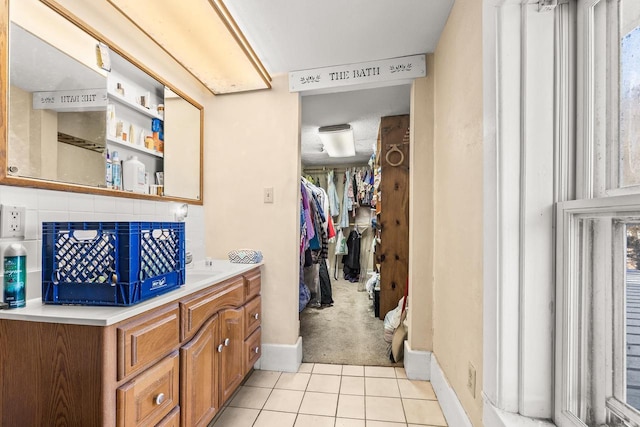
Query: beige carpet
299 276 401 367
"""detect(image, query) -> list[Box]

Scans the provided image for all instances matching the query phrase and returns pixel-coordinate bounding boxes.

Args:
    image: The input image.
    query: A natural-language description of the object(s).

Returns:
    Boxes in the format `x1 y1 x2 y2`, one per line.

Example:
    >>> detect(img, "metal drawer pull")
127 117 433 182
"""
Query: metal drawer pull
224 338 230 346
253 313 259 320
254 346 259 354
154 393 165 405
217 344 224 353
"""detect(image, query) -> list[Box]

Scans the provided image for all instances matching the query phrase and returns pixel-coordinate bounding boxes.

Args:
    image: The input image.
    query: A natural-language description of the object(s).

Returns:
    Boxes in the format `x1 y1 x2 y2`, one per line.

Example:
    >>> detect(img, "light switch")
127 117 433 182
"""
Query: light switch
264 187 274 203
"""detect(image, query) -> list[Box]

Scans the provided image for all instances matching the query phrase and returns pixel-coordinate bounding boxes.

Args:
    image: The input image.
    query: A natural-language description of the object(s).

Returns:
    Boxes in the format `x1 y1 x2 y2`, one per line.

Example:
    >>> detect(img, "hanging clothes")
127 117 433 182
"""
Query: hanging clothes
319 258 333 306
343 229 361 282
299 177 334 310
327 169 341 218
339 169 352 228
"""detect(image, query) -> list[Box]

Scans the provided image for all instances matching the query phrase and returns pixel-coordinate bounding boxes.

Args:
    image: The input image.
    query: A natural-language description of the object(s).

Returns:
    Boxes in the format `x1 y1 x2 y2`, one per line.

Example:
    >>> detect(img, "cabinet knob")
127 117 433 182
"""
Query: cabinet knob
154 393 165 405
254 346 260 354
224 338 230 347
217 344 224 353
253 313 259 320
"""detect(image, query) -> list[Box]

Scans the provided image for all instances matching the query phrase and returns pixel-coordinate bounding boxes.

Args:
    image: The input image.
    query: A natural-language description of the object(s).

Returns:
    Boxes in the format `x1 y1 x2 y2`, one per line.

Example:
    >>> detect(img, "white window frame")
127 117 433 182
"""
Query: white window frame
482 0 562 424
556 196 640 426
555 0 640 425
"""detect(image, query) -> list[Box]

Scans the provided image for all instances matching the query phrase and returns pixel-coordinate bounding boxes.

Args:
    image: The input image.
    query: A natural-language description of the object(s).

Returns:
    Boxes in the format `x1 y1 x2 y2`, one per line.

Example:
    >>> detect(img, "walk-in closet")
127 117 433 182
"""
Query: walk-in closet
298 85 411 366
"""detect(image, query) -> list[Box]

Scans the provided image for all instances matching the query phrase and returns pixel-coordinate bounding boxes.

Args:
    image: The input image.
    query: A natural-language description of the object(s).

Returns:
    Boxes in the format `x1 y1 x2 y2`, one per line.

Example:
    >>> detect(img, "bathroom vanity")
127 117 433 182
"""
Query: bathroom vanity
0 261 261 427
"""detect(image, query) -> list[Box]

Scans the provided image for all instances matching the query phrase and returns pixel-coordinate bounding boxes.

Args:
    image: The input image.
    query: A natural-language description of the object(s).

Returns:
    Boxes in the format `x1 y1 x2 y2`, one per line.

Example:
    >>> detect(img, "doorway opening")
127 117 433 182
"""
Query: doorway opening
298 84 411 367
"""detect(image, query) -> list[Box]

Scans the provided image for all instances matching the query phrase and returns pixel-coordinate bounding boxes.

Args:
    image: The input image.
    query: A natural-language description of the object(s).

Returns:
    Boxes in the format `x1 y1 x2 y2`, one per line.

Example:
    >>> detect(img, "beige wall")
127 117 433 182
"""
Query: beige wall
206 74 301 346
432 0 484 425
408 61 435 351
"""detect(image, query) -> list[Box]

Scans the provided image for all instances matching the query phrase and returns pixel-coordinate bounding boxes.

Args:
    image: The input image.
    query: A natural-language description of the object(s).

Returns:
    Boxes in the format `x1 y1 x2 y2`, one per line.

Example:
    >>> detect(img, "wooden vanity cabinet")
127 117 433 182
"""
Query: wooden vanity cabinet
178 275 246 425
0 267 261 427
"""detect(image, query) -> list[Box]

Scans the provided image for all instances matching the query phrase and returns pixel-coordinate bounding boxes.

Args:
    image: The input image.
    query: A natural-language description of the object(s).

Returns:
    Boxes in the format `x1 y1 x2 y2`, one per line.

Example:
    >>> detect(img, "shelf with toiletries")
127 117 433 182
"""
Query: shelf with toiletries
107 90 164 120
104 51 166 194
107 136 164 159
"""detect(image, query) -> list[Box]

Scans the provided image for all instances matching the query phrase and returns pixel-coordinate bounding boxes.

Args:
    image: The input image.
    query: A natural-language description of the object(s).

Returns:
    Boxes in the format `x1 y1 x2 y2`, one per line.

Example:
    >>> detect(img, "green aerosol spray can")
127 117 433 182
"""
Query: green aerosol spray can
4 243 26 308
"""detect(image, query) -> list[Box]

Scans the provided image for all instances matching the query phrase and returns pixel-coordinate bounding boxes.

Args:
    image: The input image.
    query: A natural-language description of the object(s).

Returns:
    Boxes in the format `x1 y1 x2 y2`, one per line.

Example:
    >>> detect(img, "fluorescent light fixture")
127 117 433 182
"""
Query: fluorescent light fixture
104 0 271 94
318 124 356 157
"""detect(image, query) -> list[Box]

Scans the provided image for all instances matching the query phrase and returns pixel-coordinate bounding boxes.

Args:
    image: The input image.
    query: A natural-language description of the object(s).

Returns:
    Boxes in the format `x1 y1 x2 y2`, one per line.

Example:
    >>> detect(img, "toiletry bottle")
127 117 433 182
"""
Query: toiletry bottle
123 155 146 193
112 151 122 190
4 243 26 308
116 82 125 96
105 148 113 188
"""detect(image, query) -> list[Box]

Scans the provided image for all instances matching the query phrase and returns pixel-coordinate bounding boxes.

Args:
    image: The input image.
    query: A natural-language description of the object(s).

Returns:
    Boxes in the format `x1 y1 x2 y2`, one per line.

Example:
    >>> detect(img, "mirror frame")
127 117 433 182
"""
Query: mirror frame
0 0 204 205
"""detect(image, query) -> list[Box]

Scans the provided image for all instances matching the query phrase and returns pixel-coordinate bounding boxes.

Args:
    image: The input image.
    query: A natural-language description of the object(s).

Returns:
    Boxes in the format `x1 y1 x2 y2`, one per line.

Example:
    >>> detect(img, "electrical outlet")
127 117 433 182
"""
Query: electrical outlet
0 205 25 238
467 362 477 398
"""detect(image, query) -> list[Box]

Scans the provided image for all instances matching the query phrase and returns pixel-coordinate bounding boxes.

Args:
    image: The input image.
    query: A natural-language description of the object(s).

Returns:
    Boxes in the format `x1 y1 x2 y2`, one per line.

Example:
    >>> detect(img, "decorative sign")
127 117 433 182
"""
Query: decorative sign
32 88 108 110
289 54 426 93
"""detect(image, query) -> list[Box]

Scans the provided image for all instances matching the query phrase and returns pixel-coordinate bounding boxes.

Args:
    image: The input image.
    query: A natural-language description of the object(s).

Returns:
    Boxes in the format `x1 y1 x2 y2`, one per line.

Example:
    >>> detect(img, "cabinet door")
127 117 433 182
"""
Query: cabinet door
180 315 220 427
220 307 245 402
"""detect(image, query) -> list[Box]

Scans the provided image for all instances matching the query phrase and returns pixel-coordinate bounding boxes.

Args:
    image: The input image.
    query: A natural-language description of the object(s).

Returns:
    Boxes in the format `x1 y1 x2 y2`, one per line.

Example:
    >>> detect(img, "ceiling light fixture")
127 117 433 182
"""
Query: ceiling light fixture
104 0 271 94
318 124 356 157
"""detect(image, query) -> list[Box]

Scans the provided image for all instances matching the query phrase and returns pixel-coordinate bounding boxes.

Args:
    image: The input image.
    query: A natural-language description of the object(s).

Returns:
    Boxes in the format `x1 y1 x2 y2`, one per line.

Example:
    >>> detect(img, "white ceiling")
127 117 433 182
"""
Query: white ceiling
225 0 453 168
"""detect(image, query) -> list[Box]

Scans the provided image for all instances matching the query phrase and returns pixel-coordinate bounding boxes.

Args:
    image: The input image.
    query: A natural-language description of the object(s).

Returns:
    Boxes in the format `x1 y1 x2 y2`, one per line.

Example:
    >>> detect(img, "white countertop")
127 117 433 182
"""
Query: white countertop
0 260 262 327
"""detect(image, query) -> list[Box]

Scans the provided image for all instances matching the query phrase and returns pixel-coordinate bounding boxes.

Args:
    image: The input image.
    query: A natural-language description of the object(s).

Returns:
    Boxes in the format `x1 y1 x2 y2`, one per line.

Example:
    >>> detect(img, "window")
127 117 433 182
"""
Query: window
557 1 640 426
619 16 640 189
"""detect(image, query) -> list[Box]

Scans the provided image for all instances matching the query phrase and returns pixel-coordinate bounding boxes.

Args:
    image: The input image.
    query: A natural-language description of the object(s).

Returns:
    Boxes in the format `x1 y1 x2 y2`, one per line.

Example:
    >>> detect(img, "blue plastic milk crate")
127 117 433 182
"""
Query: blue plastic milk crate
42 222 185 306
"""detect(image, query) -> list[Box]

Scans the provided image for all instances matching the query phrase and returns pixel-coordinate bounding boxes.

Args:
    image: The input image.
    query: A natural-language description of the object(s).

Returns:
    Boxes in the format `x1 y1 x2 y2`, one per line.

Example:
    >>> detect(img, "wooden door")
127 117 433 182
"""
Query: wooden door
377 114 410 319
180 314 220 427
220 307 245 402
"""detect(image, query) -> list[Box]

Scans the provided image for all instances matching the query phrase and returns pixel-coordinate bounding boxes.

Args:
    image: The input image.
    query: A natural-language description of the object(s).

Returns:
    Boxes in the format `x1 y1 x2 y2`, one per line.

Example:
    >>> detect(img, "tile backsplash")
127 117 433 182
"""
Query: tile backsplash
0 185 206 301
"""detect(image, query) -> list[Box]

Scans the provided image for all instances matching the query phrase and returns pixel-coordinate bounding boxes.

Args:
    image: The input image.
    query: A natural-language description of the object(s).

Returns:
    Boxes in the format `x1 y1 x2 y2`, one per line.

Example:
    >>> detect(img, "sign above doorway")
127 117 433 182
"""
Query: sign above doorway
289 54 426 94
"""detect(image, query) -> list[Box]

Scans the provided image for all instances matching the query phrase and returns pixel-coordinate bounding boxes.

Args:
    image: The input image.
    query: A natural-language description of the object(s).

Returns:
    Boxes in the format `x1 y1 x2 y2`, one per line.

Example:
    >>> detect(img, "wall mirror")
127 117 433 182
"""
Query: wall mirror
2 0 203 203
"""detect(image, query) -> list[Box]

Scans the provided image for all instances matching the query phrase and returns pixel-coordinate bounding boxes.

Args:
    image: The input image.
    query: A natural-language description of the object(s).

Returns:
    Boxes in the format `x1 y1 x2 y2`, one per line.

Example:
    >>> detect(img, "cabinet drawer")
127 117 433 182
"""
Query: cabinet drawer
118 304 180 380
180 277 244 341
117 352 179 427
244 296 261 337
244 328 261 375
243 269 261 300
156 406 180 427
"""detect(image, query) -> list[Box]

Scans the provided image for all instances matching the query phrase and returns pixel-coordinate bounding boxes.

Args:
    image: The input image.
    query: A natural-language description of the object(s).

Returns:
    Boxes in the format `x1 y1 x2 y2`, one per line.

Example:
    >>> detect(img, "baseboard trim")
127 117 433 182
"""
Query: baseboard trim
483 397 556 427
430 355 473 427
403 341 431 380
255 336 303 372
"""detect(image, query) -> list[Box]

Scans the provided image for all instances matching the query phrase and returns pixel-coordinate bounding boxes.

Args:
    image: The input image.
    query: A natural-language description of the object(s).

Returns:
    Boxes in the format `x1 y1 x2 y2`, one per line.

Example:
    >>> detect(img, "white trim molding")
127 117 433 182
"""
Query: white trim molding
255 336 302 372
484 398 557 427
403 341 431 380
430 355 473 427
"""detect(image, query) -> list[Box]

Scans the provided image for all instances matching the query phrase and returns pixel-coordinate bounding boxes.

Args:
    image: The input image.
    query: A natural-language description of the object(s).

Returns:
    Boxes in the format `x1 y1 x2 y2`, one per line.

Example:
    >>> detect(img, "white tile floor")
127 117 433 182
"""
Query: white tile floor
210 363 447 427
